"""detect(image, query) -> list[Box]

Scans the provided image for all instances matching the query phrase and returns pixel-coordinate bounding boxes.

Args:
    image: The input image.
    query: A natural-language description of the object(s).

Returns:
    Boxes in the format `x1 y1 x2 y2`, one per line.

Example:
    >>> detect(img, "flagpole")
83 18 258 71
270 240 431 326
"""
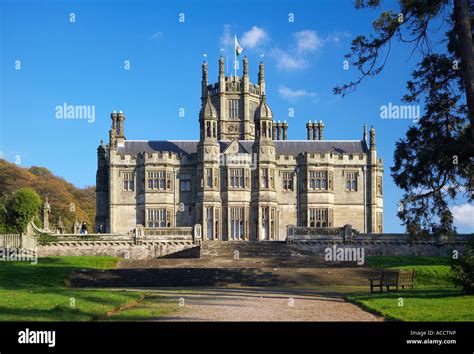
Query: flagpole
234 35 237 78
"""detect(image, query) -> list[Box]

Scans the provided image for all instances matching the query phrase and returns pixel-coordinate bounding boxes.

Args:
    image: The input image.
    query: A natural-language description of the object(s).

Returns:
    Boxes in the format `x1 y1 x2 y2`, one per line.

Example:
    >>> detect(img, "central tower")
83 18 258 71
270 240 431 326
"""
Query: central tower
201 56 266 140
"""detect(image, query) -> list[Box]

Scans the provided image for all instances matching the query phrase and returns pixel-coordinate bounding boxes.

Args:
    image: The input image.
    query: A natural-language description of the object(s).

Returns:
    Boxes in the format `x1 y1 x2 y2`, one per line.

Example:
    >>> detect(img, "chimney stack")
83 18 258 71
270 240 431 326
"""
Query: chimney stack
312 122 318 140
318 120 324 140
282 121 288 140
306 121 312 140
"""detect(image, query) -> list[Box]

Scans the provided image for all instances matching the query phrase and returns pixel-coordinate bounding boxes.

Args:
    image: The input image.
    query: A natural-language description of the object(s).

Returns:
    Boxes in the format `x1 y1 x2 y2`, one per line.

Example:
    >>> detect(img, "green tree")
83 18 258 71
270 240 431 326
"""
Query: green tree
4 188 42 233
0 199 8 233
335 0 473 235
451 238 474 294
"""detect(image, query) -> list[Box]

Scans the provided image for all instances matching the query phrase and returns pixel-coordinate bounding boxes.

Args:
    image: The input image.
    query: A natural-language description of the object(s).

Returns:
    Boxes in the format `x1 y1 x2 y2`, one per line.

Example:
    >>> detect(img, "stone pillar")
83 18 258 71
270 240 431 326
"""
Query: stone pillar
312 122 318 140
273 122 277 140
42 198 51 232
56 216 64 234
277 122 283 141
73 218 81 234
282 121 288 140
201 60 208 102
306 121 312 140
343 224 353 243
193 224 202 244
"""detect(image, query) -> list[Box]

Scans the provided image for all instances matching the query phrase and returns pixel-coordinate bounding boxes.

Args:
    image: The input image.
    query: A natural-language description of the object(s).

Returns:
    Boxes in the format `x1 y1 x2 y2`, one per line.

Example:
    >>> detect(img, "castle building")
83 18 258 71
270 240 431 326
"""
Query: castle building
95 57 384 240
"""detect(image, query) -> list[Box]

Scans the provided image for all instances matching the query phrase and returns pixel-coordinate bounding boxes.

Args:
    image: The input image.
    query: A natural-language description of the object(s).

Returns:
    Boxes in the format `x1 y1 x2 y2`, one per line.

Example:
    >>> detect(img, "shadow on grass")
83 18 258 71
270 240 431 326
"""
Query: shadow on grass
0 257 119 290
365 256 451 268
348 288 464 301
0 305 97 321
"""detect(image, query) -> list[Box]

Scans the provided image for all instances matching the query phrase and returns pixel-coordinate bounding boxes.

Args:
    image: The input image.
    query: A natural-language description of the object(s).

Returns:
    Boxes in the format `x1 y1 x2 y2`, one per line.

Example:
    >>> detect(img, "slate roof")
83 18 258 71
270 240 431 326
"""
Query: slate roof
118 140 368 156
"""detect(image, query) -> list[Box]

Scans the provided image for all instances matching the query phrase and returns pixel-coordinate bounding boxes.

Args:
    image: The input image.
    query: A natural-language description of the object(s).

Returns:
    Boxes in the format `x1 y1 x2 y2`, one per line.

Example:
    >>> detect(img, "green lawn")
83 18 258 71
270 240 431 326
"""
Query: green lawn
0 256 148 321
104 294 178 321
347 256 474 321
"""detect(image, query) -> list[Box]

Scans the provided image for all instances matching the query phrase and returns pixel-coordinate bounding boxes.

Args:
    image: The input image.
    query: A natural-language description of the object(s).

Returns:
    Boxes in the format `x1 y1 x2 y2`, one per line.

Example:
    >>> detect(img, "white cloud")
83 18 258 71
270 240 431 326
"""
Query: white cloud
270 30 351 71
271 48 307 70
220 24 233 48
241 26 268 49
295 30 323 53
150 31 163 40
325 31 352 44
452 204 474 228
278 85 317 101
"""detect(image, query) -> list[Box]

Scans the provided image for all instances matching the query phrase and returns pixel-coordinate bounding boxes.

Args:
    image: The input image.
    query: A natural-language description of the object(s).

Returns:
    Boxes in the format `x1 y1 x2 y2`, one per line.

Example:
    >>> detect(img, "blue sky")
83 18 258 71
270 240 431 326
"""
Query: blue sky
0 0 472 233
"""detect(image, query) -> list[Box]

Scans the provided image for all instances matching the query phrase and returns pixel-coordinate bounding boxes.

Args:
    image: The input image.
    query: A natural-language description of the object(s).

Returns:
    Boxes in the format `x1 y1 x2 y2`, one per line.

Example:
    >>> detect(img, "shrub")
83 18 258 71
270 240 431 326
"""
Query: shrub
450 238 474 294
4 188 42 233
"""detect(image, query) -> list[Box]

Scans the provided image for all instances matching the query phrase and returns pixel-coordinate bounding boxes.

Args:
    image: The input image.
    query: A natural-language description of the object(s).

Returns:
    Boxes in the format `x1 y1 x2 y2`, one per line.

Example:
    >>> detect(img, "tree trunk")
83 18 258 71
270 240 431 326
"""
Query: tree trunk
454 0 474 138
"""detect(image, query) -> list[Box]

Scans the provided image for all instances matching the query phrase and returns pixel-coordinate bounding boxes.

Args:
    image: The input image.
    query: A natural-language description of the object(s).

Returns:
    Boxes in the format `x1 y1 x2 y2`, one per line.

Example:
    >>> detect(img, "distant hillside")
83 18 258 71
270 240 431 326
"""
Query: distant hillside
0 159 95 232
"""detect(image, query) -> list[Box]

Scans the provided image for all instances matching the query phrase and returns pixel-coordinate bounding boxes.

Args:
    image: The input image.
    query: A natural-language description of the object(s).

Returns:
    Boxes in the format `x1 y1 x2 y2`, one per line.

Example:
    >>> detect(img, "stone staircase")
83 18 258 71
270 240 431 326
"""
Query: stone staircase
68 241 377 289
119 241 329 269
199 241 315 259
69 267 378 288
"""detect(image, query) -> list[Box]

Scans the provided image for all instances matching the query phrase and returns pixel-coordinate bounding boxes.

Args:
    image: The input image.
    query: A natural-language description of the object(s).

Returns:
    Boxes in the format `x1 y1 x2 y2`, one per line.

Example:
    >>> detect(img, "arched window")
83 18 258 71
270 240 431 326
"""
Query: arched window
346 180 351 191
316 222 321 228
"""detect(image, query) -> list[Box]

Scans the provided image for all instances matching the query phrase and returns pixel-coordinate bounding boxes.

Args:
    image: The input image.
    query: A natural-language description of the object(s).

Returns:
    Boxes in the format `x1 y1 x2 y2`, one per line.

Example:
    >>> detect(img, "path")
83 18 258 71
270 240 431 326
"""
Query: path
145 287 383 321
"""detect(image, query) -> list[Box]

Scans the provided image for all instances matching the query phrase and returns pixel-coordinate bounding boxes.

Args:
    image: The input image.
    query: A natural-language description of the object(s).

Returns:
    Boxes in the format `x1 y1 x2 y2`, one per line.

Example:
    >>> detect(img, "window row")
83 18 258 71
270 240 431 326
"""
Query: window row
122 172 134 192
146 208 171 228
123 170 370 194
147 171 170 190
228 99 239 119
307 208 334 228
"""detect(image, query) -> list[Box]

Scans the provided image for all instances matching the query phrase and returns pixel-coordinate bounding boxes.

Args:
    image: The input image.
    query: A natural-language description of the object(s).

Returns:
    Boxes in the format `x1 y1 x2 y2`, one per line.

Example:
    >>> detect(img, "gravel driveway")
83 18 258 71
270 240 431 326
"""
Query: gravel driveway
152 287 383 322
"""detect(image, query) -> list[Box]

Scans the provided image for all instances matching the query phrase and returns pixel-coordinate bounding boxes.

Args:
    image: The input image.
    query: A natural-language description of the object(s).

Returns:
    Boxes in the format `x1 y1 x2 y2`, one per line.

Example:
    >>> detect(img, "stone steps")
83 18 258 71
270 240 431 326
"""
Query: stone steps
199 241 319 259
119 241 355 269
69 267 379 288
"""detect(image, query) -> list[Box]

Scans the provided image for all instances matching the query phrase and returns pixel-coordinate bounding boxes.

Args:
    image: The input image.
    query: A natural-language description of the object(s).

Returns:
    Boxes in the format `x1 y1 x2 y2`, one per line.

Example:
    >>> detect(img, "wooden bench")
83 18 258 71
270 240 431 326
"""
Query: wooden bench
369 270 415 293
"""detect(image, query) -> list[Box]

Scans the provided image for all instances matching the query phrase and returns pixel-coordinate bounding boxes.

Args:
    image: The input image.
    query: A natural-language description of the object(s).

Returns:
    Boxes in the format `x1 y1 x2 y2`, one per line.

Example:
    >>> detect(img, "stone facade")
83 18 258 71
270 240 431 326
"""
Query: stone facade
95 57 384 240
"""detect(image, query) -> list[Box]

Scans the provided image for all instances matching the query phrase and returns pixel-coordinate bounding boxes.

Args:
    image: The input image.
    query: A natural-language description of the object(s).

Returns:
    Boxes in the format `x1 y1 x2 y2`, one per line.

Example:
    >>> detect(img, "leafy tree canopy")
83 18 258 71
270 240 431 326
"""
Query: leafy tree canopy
3 187 42 233
335 0 473 235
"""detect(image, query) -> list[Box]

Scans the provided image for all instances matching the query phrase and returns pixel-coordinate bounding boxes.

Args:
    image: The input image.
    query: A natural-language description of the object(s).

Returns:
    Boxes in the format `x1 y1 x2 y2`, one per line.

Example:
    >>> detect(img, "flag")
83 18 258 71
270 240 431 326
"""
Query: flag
235 35 243 57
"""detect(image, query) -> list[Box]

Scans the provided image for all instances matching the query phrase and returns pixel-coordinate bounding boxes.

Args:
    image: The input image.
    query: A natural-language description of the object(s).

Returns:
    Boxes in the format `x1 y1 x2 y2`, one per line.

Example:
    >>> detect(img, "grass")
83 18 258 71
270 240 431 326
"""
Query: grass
346 256 474 321
104 294 179 321
0 256 148 321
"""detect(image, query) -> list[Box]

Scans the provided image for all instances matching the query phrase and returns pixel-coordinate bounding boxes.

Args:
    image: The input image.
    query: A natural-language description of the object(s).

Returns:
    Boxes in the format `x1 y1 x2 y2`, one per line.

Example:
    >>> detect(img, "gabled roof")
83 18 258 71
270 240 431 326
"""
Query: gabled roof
117 140 198 155
118 140 368 156
222 139 248 154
